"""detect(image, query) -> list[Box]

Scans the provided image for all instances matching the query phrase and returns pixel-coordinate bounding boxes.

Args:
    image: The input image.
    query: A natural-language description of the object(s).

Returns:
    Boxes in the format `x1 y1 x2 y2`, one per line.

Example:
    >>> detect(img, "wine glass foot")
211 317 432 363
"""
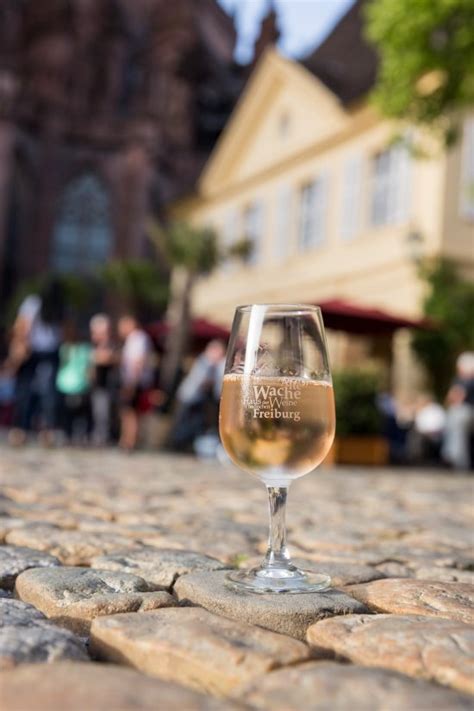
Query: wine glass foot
225 567 331 594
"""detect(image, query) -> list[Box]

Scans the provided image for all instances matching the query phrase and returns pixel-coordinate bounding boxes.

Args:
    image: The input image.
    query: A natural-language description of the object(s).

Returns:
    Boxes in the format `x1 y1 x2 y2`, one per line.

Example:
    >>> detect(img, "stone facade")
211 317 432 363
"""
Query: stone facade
0 0 278 305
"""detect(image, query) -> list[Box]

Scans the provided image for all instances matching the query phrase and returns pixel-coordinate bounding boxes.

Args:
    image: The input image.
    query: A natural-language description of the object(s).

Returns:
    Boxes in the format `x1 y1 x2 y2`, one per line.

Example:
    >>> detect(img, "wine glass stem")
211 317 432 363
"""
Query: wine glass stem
264 486 291 570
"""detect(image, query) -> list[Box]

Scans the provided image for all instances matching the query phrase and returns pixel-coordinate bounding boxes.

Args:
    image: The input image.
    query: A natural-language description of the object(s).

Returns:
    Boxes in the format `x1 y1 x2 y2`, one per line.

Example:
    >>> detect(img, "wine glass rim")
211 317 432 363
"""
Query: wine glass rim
235 303 322 315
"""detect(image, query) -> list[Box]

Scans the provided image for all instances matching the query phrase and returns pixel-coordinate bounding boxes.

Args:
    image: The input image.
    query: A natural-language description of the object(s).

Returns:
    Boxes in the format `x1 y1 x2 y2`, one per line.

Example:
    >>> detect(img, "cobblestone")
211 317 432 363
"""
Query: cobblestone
0 545 60 589
0 446 472 707
91 547 230 589
307 613 474 694
240 660 473 710
0 662 238 710
6 525 138 565
174 569 368 640
15 566 176 634
0 597 88 668
347 578 474 624
90 606 311 696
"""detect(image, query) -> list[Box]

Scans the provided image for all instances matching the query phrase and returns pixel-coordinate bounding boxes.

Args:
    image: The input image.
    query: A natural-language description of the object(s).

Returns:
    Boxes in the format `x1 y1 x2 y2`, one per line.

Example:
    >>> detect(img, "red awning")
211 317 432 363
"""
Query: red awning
318 299 430 335
148 317 230 344
148 301 428 345
188 317 230 340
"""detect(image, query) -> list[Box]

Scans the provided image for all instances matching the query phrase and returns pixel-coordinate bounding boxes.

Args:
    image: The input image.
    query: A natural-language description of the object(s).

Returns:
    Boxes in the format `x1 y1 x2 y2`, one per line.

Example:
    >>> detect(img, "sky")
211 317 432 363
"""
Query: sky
218 0 355 63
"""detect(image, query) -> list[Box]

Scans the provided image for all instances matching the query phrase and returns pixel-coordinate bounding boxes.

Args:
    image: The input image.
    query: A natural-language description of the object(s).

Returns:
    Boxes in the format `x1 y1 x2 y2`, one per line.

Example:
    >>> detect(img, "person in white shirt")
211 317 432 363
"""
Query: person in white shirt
117 314 153 451
442 352 474 470
9 280 63 446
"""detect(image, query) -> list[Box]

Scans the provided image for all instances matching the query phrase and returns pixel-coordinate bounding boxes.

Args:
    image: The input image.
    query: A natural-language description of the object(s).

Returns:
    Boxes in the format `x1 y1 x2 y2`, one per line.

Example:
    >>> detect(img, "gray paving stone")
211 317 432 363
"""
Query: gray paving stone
90 606 311 696
0 597 88 669
91 547 230 589
307 613 474 695
240 660 473 710
15 566 176 634
174 569 369 640
0 545 60 590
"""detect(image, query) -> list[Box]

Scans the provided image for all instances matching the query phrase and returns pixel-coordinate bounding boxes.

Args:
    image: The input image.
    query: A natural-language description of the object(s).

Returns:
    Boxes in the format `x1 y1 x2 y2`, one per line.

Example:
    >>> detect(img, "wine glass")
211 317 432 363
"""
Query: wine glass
219 304 335 593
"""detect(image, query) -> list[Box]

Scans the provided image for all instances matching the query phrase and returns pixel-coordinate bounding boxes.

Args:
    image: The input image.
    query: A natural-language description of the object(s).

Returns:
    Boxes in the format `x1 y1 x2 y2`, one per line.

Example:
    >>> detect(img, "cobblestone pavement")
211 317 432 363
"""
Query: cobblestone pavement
0 445 473 710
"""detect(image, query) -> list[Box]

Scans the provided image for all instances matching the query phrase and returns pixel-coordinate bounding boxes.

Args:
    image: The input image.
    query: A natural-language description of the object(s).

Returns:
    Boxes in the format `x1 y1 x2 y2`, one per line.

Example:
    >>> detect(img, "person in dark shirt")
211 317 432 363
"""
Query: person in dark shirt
169 340 225 452
89 314 117 446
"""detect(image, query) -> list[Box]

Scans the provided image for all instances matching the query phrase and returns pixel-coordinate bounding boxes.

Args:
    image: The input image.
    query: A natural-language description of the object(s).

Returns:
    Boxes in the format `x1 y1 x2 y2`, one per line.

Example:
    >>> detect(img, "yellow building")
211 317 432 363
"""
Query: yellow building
170 8 474 396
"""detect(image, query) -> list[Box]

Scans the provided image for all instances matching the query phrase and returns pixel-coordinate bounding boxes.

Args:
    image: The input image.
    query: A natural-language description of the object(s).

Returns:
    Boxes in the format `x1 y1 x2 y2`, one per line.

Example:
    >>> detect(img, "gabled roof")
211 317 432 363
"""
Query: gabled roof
200 48 349 194
302 0 378 105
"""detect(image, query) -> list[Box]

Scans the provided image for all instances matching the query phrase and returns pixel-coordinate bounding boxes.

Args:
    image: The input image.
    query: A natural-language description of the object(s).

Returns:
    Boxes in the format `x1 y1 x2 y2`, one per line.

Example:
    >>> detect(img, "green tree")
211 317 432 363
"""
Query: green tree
101 259 168 321
149 221 251 393
411 259 474 398
365 0 474 143
5 273 95 327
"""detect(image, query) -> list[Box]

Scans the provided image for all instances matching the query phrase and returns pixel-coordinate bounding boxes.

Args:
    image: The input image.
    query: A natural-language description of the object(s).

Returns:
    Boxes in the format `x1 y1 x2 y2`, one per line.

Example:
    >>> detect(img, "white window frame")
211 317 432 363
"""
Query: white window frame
243 201 264 265
370 143 411 227
220 209 238 272
340 154 364 240
274 184 292 262
298 174 328 250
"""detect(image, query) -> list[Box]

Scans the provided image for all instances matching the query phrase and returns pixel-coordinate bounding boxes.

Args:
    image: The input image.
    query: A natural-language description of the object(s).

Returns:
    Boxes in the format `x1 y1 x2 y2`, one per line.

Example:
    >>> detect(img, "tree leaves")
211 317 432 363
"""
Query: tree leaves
148 221 220 275
101 260 168 317
411 258 474 398
365 0 474 143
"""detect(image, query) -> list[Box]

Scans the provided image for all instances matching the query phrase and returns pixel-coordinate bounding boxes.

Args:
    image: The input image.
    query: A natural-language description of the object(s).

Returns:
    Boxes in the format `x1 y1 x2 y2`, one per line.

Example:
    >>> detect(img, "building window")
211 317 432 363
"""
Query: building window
221 208 237 272
340 154 363 240
274 184 292 261
222 209 237 250
298 175 328 250
243 201 264 264
278 111 290 138
51 174 112 273
370 143 411 226
460 116 474 220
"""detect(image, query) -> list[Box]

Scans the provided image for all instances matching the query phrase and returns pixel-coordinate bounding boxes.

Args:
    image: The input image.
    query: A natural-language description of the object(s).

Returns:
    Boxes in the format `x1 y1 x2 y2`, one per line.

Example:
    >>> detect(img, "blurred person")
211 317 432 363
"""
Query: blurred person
442 352 474 470
56 322 92 443
0 361 15 427
89 314 117 446
169 339 226 452
8 279 64 447
117 315 153 451
407 394 446 465
377 391 411 465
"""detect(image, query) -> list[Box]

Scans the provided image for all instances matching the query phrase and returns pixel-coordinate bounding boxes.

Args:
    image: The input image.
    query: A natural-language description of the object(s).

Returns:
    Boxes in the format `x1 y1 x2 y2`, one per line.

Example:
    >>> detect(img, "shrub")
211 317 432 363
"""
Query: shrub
333 369 382 437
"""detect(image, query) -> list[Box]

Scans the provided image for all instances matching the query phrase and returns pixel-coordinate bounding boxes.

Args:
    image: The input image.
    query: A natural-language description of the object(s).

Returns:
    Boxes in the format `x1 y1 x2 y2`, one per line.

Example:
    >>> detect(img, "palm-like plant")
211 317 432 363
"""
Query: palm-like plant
101 259 168 321
149 220 251 393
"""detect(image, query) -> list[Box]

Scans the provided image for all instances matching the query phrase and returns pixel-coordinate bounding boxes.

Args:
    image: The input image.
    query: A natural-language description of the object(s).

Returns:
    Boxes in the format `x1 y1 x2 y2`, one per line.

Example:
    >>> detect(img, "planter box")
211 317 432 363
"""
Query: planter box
324 436 389 466
139 413 172 449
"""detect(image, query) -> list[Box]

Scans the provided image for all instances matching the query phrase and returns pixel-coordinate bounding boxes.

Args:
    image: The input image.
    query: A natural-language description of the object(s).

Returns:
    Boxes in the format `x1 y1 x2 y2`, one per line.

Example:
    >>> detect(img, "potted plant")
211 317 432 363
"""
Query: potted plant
325 369 389 466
